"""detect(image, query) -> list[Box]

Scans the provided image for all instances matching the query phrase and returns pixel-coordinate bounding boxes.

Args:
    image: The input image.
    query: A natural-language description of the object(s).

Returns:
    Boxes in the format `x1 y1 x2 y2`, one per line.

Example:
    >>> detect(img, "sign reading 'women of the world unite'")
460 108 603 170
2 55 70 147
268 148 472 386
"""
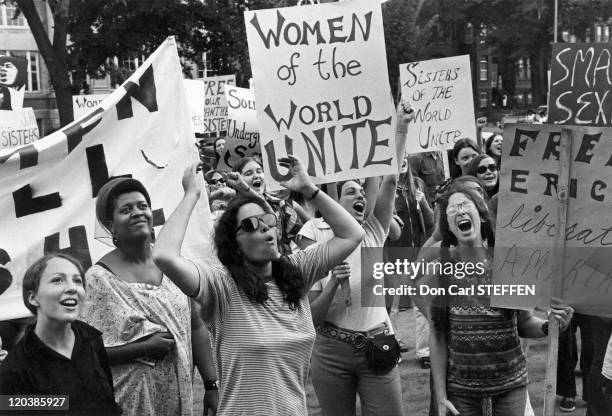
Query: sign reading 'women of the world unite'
244 0 397 189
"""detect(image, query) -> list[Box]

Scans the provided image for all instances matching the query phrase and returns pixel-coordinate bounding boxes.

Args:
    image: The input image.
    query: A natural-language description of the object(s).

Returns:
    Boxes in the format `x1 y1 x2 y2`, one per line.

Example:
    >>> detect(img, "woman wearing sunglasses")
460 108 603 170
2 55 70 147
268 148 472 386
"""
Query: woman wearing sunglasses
204 170 227 194
467 154 499 199
233 156 305 255
152 155 365 416
426 182 574 416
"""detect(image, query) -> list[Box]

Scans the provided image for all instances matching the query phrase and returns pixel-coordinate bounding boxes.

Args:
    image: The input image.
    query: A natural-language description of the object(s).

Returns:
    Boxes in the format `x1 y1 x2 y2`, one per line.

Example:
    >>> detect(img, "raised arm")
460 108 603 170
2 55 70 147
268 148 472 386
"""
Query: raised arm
373 100 414 233
278 156 365 268
152 164 205 297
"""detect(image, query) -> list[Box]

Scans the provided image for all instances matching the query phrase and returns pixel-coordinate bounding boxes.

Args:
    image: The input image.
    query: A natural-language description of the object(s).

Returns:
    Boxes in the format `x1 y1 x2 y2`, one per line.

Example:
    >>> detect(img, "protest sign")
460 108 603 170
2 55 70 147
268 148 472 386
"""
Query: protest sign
183 79 205 136
245 0 397 189
549 43 612 126
400 55 476 153
0 55 27 111
0 37 213 320
492 123 612 317
0 108 39 150
72 94 109 120
202 74 235 135
216 85 261 171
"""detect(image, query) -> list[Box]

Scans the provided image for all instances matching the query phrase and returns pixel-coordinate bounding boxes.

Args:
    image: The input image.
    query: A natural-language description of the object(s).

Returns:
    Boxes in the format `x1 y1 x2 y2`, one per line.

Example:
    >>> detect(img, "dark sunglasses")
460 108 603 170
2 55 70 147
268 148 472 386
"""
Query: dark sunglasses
476 164 498 175
235 213 278 233
209 178 226 185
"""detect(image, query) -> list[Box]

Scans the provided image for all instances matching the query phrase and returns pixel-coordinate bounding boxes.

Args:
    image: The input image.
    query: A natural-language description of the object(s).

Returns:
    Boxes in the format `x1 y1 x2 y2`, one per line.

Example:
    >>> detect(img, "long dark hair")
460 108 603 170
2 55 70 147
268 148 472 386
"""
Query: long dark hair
449 138 481 179
466 154 499 197
214 194 306 310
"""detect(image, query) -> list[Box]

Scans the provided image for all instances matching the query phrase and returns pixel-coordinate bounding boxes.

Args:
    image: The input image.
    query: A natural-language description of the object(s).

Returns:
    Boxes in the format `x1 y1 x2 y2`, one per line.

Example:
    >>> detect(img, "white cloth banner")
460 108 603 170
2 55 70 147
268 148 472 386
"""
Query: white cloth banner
0 37 214 320
216 86 261 171
202 75 235 134
245 0 397 190
400 55 476 153
72 94 109 120
0 108 39 150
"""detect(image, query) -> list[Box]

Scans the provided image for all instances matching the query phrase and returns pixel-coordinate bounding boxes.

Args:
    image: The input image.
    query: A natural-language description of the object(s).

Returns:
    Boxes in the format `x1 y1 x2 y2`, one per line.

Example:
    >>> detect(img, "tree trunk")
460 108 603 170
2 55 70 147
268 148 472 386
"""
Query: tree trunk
16 0 74 127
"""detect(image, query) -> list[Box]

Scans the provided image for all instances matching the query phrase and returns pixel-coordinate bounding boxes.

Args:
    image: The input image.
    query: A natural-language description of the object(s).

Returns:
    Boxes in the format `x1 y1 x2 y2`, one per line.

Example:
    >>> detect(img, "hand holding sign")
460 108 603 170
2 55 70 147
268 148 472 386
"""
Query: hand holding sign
182 163 206 197
277 155 318 198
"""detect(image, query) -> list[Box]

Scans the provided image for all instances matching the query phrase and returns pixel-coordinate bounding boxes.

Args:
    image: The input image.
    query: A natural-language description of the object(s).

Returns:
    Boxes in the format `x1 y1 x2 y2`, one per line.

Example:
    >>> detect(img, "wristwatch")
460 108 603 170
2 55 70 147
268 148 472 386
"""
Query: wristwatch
204 380 219 391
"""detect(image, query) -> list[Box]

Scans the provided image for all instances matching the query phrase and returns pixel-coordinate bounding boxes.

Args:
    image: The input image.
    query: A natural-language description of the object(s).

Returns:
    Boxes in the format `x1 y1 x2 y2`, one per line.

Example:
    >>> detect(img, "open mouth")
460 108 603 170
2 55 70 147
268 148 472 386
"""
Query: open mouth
252 178 263 188
60 299 78 307
353 201 365 213
457 218 472 232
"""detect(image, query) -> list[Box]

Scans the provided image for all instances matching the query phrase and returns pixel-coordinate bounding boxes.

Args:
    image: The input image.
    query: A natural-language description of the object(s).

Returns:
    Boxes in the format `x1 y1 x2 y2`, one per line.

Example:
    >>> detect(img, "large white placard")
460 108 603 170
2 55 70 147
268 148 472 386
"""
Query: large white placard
245 0 397 189
202 74 235 134
400 55 476 153
72 94 109 120
183 79 205 135
0 108 39 150
216 85 261 171
0 37 213 320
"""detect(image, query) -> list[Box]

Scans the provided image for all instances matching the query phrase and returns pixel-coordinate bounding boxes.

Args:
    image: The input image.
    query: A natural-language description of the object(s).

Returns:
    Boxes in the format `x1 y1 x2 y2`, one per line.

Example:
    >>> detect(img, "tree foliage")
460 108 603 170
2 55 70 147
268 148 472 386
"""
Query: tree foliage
14 0 210 127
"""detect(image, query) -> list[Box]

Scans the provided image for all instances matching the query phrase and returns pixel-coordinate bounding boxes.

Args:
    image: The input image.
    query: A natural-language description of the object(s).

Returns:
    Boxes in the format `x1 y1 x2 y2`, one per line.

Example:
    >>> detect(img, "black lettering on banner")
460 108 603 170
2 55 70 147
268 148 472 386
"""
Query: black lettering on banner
0 144 38 169
44 225 92 270
62 107 104 153
0 249 12 296
510 128 539 157
116 66 159 120
86 144 132 197
13 184 62 218
264 136 294 182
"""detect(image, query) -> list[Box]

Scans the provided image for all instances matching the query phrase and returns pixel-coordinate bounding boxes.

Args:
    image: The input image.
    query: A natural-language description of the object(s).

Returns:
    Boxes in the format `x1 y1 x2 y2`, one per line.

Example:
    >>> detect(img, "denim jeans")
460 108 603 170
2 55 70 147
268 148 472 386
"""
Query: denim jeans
447 386 526 416
310 334 403 416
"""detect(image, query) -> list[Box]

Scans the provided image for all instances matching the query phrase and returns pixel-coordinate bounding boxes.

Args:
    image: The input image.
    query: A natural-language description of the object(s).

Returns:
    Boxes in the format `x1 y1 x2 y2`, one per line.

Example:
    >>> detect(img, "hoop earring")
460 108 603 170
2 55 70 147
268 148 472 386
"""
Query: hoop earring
112 237 119 247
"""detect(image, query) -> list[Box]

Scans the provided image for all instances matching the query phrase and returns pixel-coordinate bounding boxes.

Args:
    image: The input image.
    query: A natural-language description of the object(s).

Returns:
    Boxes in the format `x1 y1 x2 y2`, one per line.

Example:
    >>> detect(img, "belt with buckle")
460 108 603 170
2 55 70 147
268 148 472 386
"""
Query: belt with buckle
317 322 387 349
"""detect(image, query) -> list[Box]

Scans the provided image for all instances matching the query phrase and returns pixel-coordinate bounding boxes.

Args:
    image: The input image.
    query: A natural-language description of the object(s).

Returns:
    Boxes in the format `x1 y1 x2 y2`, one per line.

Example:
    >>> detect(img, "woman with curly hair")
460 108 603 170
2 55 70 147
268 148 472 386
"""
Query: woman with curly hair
152 155 365 416
426 182 574 416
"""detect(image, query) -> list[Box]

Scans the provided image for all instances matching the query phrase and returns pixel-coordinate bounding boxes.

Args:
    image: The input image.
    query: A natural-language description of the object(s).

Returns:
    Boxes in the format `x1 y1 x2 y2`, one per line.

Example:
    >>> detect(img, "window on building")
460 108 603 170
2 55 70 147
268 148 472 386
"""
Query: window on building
605 26 610 43
479 91 488 109
2 6 27 27
479 56 488 81
464 23 474 44
596 24 603 42
586 28 592 43
527 92 533 106
526 57 531 80
479 23 487 44
2 50 40 92
121 56 139 72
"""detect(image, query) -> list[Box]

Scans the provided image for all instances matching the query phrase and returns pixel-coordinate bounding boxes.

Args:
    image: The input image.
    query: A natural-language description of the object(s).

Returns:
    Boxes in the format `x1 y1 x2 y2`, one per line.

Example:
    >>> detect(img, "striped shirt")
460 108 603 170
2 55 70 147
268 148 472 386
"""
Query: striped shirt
193 242 330 416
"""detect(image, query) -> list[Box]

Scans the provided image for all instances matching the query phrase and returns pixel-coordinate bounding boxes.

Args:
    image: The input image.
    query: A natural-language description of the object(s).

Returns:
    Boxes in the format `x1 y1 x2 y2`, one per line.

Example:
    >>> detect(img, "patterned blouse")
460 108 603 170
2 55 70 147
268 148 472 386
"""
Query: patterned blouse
81 264 194 416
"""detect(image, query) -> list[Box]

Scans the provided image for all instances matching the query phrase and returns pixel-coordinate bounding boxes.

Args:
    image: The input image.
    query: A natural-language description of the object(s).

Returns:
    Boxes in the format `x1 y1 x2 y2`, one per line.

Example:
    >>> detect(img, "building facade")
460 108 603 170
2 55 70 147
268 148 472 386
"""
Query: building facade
0 1 59 135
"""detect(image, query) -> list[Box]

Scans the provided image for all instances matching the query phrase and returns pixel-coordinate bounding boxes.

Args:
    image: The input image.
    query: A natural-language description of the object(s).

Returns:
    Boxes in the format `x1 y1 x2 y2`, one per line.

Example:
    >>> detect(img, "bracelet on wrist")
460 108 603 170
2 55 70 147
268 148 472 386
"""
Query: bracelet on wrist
541 320 549 336
308 188 320 201
204 379 219 390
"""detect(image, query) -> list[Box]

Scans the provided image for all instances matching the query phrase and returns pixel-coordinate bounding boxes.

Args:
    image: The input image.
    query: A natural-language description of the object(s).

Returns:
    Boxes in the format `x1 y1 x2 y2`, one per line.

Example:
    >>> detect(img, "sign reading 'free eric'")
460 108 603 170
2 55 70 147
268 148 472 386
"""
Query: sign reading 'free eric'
493 123 612 317
244 0 397 190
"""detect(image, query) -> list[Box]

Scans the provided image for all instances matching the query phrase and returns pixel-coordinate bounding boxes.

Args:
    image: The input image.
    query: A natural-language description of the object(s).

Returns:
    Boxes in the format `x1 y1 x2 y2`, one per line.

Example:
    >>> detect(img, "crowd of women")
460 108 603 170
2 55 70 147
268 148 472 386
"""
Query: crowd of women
0 99 609 416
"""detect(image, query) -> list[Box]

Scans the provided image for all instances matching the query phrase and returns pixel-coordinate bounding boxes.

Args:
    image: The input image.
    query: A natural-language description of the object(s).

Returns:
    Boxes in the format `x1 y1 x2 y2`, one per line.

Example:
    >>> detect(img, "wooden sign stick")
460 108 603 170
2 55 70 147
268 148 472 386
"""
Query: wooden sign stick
543 128 572 416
